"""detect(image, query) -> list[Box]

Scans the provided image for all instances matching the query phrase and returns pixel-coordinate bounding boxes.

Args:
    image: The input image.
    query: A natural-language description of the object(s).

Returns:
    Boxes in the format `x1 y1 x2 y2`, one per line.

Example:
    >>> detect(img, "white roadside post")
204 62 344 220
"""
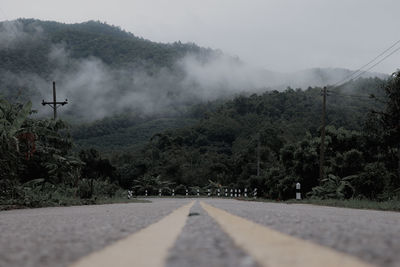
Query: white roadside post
127 190 132 199
208 188 211 197
230 189 233 198
172 189 175 197
185 189 188 196
159 189 161 197
234 189 237 198
254 188 257 199
217 188 220 197
238 189 241 197
244 188 248 198
145 189 148 197
197 189 200 197
296 182 301 200
225 188 228 197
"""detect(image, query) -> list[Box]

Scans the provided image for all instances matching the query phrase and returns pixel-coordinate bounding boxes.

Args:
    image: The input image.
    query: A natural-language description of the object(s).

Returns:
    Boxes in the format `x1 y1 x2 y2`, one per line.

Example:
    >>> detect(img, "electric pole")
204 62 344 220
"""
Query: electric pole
42 81 68 120
257 133 260 177
319 86 327 180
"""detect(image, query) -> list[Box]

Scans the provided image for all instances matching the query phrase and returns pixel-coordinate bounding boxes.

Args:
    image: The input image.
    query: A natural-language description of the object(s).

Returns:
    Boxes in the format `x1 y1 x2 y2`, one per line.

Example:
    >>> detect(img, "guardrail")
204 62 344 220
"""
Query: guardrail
127 187 259 199
127 182 302 200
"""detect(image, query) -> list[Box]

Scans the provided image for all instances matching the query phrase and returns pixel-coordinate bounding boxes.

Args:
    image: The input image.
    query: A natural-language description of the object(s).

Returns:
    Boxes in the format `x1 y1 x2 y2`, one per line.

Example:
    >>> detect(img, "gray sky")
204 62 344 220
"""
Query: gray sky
1 0 399 74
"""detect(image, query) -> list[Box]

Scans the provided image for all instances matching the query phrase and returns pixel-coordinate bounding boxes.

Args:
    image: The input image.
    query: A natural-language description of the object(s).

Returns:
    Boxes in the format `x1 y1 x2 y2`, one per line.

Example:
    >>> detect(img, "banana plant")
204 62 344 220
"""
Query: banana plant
0 100 32 136
308 174 355 199
0 99 32 180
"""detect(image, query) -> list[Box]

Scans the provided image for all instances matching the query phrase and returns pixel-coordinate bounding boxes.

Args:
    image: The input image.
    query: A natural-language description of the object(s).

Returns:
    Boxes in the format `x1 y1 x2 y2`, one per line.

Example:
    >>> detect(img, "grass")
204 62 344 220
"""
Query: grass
288 198 400 212
242 198 400 212
0 196 150 211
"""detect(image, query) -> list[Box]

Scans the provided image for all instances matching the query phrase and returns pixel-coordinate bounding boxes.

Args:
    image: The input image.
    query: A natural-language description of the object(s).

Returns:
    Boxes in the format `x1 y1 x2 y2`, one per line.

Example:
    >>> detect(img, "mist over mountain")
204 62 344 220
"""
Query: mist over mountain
0 19 387 122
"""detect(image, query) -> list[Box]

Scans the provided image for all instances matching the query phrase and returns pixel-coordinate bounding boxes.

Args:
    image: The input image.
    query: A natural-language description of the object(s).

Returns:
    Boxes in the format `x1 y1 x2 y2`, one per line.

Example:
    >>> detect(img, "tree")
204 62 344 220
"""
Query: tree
382 71 400 182
367 71 400 190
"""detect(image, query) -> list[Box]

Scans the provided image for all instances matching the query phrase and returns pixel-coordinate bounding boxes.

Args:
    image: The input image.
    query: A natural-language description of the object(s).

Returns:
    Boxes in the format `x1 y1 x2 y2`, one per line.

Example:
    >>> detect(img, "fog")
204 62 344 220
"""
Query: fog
0 21 387 121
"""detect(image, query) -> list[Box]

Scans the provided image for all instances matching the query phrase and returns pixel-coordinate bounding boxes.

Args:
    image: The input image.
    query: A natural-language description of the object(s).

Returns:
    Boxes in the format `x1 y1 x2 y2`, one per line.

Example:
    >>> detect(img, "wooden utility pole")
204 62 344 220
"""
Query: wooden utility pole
257 133 260 177
42 81 68 120
319 86 327 180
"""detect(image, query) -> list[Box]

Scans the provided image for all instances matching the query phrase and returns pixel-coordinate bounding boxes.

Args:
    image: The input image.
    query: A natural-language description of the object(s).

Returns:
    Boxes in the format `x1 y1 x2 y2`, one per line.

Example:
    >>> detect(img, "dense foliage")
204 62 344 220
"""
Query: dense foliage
0 19 216 73
1 73 399 206
111 75 399 200
0 99 122 208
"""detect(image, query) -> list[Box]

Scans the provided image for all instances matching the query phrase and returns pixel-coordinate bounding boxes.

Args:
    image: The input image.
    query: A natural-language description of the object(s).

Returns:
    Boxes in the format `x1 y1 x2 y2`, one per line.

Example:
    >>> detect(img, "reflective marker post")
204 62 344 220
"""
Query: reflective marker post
159 189 162 197
145 190 148 197
186 189 188 196
172 189 175 197
296 183 301 200
244 188 248 198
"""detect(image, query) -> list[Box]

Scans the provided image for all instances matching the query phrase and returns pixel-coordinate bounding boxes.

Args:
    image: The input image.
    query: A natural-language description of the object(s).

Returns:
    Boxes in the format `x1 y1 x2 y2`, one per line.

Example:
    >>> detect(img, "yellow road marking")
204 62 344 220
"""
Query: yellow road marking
200 202 376 267
70 201 194 267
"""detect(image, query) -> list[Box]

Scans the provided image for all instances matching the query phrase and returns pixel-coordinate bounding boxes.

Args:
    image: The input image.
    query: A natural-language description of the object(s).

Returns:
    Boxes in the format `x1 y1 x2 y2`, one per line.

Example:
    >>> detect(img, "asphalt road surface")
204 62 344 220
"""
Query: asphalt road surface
0 198 399 267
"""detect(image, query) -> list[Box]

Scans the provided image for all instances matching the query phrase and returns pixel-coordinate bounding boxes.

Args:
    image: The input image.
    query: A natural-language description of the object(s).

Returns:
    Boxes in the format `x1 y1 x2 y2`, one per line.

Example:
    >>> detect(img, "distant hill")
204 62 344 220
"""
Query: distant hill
0 19 217 73
0 19 387 120
0 19 390 152
0 19 235 121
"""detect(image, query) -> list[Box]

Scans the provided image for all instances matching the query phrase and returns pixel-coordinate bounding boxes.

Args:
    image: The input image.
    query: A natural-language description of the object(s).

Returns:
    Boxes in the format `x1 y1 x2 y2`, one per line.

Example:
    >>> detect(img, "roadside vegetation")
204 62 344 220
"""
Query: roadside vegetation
282 199 400 212
2 72 400 210
0 99 139 209
1 72 399 210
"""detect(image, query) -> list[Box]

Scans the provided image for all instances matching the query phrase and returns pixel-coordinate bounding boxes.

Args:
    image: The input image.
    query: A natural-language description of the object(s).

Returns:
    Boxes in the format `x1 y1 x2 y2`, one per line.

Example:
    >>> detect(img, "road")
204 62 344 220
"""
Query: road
0 198 399 267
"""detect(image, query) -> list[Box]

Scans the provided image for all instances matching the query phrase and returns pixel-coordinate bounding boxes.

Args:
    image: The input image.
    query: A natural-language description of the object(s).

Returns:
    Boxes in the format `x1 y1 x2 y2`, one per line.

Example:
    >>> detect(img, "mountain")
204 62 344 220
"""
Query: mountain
0 19 390 152
0 19 224 119
0 19 387 120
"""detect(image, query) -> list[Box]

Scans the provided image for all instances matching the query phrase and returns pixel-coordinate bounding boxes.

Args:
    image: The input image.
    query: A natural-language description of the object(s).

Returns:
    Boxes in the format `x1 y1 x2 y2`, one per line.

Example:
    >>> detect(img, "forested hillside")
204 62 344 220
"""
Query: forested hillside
1 19 385 121
0 19 215 75
111 75 400 200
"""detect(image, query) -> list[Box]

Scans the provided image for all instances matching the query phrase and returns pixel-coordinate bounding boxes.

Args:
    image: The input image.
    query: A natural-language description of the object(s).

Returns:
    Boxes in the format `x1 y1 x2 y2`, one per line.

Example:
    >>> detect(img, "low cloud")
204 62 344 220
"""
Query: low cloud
0 20 43 50
0 21 387 121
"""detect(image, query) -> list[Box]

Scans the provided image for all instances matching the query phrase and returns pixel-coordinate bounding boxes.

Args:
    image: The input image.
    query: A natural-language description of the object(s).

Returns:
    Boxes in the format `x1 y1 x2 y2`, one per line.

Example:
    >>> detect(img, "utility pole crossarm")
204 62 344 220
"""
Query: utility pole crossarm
42 81 68 120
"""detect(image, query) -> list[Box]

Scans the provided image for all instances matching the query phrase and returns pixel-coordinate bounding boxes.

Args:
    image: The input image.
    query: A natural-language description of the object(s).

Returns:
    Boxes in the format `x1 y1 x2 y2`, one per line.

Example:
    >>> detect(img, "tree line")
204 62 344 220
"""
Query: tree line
1 74 399 207
112 74 399 200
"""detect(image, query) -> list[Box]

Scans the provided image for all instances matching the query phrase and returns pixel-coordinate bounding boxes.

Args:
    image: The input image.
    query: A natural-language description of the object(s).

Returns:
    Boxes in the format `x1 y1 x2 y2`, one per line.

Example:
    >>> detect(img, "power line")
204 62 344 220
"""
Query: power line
332 39 400 87
328 40 400 100
343 46 400 83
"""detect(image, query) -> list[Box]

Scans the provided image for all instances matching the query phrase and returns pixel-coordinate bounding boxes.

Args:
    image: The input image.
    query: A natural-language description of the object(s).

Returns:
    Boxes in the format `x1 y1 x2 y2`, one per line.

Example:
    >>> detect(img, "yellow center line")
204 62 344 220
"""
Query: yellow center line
200 201 376 267
70 201 194 267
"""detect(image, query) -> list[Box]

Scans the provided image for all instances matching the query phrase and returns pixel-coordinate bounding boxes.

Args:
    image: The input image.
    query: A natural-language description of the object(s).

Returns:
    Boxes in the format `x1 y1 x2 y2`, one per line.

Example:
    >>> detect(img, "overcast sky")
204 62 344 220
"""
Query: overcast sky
1 0 399 74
